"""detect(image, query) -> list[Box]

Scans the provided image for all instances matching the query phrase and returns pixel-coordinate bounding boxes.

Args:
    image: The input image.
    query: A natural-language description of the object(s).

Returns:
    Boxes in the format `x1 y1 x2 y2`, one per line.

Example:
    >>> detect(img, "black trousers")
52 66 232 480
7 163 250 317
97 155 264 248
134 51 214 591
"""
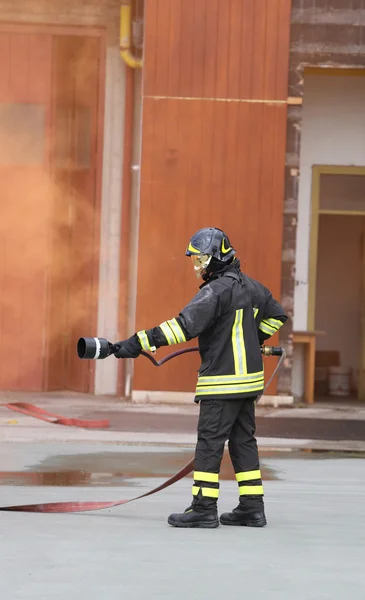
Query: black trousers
192 397 264 511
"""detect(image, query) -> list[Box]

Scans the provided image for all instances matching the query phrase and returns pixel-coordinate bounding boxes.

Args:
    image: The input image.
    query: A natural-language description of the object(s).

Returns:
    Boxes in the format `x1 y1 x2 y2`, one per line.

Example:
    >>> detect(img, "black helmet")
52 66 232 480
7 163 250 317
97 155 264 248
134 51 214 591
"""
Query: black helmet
185 227 235 262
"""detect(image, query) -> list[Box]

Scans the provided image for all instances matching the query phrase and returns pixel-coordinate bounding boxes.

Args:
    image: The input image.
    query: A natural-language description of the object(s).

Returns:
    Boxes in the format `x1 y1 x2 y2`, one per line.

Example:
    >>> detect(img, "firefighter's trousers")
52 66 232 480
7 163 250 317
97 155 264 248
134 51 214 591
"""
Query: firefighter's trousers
192 397 264 511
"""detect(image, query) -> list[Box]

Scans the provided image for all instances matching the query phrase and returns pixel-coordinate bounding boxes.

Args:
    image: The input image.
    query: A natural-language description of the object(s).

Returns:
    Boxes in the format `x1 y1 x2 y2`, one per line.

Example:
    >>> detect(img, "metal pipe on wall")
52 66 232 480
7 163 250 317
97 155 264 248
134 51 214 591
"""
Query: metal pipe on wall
117 1 144 398
120 3 143 69
117 65 135 398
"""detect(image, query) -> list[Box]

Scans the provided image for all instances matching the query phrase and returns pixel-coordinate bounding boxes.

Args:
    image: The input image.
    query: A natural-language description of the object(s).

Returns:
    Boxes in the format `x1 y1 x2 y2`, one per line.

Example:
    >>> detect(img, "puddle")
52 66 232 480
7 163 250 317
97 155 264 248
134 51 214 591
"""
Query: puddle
0 450 277 487
0 447 363 487
0 471 136 487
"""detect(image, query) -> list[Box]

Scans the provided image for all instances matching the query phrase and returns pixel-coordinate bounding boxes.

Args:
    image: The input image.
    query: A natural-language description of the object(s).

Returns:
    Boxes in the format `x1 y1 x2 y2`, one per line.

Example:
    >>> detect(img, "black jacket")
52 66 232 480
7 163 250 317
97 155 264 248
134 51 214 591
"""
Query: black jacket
137 260 287 400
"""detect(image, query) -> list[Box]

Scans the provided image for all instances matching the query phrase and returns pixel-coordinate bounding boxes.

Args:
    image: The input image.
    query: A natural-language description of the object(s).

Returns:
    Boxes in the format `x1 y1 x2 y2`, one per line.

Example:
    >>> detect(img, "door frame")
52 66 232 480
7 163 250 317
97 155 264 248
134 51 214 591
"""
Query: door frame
308 165 365 399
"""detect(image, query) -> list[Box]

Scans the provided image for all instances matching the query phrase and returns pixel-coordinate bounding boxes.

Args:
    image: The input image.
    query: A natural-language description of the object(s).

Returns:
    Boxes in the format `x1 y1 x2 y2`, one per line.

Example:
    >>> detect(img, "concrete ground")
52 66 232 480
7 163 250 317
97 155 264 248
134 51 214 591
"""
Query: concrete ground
1 392 365 451
0 441 364 600
1 394 365 598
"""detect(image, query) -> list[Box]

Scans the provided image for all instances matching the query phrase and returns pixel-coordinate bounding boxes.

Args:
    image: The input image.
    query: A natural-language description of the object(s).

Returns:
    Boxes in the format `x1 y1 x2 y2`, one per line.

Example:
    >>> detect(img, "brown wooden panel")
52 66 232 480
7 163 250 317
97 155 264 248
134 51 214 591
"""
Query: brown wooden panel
134 98 287 393
0 170 50 390
0 31 52 391
46 35 103 393
0 33 10 101
0 28 104 393
134 0 291 395
29 34 55 103
144 0 292 100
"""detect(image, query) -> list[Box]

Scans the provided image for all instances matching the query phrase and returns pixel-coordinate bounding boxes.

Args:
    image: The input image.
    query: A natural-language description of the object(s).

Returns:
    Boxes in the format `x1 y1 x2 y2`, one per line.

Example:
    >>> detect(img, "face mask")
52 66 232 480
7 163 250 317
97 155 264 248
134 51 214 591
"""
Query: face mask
190 254 212 279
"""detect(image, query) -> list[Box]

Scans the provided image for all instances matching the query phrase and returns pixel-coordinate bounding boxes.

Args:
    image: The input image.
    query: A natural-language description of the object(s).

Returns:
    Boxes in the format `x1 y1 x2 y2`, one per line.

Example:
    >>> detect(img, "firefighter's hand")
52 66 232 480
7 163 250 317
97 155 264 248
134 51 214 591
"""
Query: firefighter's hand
111 335 142 359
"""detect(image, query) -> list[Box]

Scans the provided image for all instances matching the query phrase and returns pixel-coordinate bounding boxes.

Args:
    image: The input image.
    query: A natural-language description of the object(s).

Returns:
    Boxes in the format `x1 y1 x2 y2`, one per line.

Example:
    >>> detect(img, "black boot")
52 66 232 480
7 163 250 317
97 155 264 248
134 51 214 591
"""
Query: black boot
168 505 219 528
220 501 267 527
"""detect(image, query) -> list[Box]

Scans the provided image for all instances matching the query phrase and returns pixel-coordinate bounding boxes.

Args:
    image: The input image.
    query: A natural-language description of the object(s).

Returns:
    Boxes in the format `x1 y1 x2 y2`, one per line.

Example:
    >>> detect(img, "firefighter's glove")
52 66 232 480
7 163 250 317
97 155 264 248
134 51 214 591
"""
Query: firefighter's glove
112 335 142 359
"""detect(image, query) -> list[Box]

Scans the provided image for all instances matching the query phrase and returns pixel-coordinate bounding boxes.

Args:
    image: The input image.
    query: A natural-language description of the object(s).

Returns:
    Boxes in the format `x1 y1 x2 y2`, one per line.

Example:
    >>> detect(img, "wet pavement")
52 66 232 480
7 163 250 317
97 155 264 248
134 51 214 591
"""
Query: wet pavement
0 445 279 487
0 442 365 599
84 409 365 441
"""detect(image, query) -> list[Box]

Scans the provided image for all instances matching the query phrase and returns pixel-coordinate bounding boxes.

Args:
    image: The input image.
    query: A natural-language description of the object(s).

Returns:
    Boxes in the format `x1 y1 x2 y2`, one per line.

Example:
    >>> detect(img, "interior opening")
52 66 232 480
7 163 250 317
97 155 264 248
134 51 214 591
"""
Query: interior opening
314 180 365 401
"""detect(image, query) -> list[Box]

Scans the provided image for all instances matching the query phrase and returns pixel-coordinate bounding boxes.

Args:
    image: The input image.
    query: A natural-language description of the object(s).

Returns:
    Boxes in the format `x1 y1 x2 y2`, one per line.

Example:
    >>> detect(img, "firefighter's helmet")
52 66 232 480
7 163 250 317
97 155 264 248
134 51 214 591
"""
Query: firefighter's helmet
185 227 236 278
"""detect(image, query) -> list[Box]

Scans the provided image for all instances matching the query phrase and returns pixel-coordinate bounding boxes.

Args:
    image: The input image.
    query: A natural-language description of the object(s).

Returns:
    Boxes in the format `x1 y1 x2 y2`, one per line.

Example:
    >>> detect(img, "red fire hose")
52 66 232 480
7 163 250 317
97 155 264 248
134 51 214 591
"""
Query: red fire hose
3 402 110 428
0 346 285 514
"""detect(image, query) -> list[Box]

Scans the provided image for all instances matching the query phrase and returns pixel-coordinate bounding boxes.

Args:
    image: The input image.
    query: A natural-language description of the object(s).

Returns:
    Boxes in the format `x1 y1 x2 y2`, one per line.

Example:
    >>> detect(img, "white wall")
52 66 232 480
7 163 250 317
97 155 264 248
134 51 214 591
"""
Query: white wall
315 215 364 390
294 75 365 331
292 74 365 398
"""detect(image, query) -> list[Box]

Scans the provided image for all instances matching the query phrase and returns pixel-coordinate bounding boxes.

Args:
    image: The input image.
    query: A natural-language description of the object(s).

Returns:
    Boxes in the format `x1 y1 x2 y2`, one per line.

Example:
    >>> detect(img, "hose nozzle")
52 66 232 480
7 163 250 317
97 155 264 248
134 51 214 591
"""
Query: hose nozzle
261 346 284 356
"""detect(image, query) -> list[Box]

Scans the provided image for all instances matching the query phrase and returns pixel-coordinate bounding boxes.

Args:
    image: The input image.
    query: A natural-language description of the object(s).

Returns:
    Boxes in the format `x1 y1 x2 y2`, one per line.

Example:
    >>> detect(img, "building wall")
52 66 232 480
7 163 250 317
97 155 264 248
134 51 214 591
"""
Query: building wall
133 0 292 398
294 74 365 330
282 0 365 396
0 0 121 38
291 74 365 397
0 0 127 394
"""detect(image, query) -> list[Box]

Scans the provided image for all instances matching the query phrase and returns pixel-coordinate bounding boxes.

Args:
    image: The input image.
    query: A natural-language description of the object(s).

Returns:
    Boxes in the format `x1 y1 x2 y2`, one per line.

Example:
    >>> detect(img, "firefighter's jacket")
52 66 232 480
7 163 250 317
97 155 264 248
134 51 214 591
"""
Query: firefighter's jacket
137 260 287 401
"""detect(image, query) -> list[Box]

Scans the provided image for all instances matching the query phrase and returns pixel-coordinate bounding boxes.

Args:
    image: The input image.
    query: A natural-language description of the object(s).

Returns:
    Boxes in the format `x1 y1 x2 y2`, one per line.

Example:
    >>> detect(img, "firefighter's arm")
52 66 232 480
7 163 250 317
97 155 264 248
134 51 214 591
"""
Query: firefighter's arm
114 286 223 358
258 291 288 345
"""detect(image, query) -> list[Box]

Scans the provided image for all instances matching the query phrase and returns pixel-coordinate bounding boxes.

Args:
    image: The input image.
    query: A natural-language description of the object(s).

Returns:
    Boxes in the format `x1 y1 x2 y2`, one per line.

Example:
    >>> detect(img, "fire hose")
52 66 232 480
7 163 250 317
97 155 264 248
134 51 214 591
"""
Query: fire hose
0 345 285 514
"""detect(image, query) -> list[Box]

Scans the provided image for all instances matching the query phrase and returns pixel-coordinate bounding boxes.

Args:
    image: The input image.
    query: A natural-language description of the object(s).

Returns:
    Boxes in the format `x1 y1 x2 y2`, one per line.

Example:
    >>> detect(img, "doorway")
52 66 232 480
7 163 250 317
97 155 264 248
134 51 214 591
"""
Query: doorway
309 167 365 401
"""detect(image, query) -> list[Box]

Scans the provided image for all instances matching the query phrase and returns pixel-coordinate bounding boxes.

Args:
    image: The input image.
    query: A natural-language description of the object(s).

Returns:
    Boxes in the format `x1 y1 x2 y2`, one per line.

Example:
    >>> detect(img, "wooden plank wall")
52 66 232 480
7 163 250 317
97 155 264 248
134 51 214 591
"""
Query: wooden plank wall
133 0 292 394
0 32 52 391
46 35 103 394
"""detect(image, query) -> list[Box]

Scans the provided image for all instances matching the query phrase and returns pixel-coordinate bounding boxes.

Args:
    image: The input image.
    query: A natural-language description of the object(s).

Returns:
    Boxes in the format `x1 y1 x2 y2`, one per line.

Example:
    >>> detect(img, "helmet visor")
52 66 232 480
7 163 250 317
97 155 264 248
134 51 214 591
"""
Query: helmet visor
190 254 212 278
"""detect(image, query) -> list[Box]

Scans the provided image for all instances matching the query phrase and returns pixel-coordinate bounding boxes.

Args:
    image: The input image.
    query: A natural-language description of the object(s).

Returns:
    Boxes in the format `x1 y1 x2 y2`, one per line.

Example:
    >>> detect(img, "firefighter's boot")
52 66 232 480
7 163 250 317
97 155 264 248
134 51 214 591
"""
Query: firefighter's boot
220 500 267 527
168 505 219 528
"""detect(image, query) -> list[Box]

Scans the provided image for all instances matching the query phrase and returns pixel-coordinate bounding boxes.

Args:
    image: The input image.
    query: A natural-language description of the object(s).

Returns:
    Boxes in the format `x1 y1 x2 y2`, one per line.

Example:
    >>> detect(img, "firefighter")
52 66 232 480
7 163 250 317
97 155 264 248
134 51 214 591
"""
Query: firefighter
113 227 287 528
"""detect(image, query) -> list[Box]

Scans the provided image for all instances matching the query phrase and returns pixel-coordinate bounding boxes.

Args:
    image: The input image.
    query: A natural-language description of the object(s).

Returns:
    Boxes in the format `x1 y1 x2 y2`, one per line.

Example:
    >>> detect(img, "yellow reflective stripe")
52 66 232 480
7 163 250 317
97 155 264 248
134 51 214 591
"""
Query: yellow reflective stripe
137 330 151 351
261 319 279 331
239 485 264 495
167 318 186 343
266 317 283 329
194 471 219 483
232 309 247 376
192 486 219 498
202 488 219 498
198 371 264 384
188 242 201 254
232 310 241 374
195 382 264 396
253 307 259 319
259 322 276 336
238 311 247 375
159 322 176 345
236 470 261 482
260 318 283 334
221 238 232 254
196 380 264 390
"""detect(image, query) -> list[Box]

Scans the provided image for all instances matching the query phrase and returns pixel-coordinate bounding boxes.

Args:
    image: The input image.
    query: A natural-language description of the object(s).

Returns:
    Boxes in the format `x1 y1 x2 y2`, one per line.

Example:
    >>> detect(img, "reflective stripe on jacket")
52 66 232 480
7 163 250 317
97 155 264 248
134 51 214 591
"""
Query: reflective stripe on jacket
137 260 287 401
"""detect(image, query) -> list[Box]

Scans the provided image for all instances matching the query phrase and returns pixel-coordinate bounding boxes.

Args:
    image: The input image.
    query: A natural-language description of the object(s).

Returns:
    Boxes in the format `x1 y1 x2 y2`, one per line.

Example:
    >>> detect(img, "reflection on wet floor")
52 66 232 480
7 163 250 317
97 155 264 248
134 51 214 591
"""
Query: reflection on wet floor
0 447 364 487
0 449 279 487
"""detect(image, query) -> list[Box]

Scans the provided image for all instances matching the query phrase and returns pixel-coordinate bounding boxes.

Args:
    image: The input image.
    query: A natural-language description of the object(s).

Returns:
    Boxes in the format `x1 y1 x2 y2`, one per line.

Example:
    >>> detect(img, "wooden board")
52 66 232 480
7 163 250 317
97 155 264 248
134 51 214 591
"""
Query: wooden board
133 0 292 394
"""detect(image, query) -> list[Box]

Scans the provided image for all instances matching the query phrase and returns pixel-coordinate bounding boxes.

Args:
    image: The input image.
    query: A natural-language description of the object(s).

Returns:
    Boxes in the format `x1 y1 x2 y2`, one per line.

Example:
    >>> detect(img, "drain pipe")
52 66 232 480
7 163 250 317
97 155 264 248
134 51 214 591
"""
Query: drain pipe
117 66 135 399
120 3 143 69
117 3 143 399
